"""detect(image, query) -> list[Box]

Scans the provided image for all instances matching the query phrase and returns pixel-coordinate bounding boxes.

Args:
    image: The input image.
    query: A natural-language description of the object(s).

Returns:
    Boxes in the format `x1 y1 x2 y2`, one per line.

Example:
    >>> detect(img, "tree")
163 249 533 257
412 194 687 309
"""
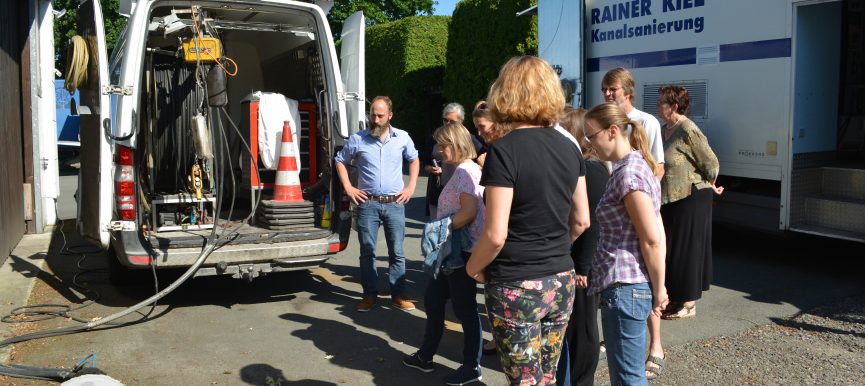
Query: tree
443 0 537 125
365 16 450 143
328 0 435 37
54 0 127 78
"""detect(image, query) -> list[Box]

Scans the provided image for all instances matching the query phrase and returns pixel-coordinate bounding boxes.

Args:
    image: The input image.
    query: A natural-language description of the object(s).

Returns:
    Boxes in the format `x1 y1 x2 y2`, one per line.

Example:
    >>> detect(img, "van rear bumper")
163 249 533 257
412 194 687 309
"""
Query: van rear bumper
111 229 332 269
150 237 331 267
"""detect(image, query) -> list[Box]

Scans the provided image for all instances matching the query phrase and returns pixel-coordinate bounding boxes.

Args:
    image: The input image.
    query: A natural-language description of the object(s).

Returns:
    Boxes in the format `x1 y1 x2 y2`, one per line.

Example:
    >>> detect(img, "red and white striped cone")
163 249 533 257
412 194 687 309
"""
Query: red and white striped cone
272 120 304 202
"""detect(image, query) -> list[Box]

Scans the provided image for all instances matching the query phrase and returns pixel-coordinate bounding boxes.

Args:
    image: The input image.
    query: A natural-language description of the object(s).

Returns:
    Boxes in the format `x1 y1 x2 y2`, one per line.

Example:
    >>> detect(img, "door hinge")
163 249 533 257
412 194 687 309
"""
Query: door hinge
102 85 134 96
338 92 364 102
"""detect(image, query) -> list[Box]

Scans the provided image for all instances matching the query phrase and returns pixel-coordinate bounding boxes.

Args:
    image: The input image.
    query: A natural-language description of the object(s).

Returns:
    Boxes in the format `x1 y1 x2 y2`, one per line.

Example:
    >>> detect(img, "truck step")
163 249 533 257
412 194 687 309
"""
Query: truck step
800 195 865 235
819 167 865 201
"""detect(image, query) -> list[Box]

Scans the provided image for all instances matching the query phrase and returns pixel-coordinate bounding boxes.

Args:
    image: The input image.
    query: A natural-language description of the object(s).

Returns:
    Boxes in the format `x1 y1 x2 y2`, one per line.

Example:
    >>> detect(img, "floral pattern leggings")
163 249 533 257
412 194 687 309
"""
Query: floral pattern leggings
485 270 576 386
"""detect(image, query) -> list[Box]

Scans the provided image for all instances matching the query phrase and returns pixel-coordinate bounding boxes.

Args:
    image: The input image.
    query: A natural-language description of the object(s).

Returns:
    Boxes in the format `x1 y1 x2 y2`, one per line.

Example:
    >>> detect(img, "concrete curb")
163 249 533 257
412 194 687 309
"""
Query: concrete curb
0 233 51 364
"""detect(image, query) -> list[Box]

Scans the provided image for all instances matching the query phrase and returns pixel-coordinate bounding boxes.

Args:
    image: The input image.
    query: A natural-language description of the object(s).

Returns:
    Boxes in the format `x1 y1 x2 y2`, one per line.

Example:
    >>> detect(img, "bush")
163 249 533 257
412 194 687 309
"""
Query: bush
365 15 450 151
443 0 538 131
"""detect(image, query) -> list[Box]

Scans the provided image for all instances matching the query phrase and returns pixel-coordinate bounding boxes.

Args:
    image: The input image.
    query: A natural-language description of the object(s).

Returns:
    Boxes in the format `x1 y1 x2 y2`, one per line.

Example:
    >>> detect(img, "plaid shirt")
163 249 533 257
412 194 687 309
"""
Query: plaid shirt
588 151 662 295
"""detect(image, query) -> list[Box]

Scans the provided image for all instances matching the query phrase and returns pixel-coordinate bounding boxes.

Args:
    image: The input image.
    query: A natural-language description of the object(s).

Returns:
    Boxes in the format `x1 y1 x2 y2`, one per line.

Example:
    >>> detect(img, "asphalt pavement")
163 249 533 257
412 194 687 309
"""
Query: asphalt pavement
1 171 864 385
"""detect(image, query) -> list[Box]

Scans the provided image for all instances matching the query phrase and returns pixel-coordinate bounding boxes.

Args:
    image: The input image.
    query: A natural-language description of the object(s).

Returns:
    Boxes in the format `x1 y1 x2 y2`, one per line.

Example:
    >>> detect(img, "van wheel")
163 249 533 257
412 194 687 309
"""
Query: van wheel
107 249 154 287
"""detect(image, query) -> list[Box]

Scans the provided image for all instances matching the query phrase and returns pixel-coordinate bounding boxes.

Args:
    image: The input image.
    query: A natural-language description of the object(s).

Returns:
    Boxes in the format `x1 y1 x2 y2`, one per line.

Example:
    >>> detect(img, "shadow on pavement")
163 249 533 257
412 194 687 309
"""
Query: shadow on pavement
278 312 491 386
240 363 337 386
712 223 865 313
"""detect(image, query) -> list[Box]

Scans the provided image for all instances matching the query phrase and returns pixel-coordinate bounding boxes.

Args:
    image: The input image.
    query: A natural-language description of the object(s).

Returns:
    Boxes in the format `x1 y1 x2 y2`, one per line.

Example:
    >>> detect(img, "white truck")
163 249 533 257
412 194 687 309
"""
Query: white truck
74 0 367 281
536 0 865 242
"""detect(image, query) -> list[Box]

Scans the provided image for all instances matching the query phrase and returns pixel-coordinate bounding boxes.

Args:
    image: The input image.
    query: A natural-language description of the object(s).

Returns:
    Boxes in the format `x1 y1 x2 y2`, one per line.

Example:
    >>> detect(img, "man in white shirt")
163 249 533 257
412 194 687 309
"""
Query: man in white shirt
602 67 665 179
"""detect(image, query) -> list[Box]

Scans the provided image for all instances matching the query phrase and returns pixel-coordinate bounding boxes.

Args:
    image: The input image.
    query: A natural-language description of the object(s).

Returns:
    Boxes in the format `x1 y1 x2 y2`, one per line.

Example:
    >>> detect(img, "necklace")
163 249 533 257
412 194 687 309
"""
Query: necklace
666 116 684 131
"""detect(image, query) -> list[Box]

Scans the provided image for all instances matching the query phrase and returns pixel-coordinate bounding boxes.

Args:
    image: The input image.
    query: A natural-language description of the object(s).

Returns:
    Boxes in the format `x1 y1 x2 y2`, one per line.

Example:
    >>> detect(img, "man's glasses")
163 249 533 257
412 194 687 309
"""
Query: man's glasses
442 118 460 125
601 87 620 94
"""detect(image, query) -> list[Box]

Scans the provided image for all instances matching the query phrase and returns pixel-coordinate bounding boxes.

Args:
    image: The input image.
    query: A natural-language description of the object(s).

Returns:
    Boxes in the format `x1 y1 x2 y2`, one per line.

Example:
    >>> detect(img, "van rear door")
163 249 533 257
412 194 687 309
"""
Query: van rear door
75 0 113 248
340 11 366 136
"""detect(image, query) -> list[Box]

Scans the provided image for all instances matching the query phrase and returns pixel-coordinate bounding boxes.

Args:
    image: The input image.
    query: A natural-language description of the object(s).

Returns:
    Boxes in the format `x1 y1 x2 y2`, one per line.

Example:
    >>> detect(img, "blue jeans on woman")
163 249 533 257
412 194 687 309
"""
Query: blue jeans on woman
599 282 652 386
417 256 483 370
356 200 406 296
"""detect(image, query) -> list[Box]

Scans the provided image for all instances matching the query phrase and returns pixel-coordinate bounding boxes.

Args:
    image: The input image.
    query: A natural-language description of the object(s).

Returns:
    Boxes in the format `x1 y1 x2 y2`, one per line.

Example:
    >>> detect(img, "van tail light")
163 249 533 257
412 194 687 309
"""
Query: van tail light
328 241 347 253
115 145 137 221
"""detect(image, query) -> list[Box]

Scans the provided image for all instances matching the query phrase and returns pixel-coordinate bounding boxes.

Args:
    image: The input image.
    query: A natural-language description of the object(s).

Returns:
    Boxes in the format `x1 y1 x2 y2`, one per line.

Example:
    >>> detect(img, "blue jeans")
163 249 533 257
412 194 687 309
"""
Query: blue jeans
356 200 406 297
418 257 482 369
599 282 652 386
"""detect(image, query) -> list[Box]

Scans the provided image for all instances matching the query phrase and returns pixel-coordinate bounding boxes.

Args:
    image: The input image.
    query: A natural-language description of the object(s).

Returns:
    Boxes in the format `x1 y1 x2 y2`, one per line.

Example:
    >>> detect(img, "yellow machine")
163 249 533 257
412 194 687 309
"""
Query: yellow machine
182 37 221 63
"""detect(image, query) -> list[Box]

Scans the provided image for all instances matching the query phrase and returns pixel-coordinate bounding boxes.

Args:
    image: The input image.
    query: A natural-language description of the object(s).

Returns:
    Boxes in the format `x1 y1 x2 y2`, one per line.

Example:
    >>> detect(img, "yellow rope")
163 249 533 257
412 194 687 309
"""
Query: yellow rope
64 35 88 95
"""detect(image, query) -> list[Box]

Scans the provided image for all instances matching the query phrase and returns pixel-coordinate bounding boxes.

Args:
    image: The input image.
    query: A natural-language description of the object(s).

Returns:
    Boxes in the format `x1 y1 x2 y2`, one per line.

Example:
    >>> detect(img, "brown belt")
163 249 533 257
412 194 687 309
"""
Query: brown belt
368 194 398 203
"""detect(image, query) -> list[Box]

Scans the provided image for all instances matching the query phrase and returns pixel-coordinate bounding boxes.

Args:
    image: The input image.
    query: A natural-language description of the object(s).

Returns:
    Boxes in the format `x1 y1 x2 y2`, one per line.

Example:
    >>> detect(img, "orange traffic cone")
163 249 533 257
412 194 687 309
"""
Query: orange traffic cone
272 120 304 202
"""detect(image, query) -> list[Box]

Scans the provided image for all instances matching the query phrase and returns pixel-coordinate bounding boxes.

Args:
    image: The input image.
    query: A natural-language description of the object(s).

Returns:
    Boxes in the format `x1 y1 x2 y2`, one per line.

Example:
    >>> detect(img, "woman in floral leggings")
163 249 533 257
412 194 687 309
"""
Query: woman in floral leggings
467 56 591 385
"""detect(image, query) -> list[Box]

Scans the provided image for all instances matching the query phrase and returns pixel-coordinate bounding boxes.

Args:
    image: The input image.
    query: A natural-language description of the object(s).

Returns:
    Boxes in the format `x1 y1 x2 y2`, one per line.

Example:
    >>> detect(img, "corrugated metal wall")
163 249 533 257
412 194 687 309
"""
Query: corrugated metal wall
0 0 27 261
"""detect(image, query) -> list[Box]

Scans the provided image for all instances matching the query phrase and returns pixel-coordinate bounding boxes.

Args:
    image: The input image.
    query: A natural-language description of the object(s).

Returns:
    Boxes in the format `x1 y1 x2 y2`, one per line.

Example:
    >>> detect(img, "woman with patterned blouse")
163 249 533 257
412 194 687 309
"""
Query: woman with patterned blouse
584 102 669 386
657 85 724 323
403 122 486 385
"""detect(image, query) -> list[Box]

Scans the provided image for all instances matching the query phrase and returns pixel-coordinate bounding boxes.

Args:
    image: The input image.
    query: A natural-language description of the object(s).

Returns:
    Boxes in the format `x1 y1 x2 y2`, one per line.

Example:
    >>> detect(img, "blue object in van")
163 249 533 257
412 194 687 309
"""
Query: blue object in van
55 79 80 147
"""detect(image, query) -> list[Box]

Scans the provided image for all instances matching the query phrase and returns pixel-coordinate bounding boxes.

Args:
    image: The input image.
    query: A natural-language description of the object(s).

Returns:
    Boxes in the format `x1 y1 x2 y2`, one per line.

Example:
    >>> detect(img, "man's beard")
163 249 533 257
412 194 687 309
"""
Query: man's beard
370 122 389 136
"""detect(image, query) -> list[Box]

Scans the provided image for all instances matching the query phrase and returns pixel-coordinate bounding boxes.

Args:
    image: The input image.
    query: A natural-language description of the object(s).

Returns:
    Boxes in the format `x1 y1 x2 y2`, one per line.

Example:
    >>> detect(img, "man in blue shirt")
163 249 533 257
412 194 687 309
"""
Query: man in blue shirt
335 96 420 312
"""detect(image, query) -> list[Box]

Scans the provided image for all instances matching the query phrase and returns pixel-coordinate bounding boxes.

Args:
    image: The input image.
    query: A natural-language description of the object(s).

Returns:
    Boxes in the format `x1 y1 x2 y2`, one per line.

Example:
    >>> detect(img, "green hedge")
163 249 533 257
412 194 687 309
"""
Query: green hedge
365 15 450 150
443 0 538 130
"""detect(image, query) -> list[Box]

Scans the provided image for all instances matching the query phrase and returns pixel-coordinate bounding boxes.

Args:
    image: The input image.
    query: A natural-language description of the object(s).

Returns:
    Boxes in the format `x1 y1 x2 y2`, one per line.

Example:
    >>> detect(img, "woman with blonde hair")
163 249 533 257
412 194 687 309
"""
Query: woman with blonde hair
404 122 486 385
467 56 590 385
583 102 668 386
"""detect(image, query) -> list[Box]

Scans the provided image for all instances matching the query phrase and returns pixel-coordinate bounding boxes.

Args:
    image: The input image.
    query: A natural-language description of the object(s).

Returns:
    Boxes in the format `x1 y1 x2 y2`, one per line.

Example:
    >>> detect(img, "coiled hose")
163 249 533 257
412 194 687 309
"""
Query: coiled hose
64 35 88 95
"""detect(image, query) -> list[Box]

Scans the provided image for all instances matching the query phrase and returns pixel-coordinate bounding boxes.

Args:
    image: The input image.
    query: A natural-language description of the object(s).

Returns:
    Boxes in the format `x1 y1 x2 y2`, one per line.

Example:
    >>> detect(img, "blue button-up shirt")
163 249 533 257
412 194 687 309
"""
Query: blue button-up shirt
335 126 419 195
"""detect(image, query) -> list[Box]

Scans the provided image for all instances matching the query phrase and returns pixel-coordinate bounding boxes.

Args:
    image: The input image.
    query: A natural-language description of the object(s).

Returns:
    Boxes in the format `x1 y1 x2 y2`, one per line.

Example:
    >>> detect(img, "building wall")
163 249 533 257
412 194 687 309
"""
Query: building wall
0 0 28 262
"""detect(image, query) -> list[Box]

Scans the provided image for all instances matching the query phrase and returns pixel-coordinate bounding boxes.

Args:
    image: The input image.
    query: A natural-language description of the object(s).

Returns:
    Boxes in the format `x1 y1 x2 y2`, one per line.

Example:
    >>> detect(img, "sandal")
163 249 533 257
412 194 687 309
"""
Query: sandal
661 302 683 317
662 304 696 320
645 354 666 380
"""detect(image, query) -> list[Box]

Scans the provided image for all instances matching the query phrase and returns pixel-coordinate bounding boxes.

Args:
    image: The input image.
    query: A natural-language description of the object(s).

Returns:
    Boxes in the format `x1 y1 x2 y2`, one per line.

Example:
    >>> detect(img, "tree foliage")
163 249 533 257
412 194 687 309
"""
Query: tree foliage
53 0 127 77
443 0 537 127
328 0 435 37
365 16 450 145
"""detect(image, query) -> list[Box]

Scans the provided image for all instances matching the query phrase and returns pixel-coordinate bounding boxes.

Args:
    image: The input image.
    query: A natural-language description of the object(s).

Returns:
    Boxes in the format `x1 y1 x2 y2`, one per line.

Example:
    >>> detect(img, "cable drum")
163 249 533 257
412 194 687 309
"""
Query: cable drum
151 56 208 193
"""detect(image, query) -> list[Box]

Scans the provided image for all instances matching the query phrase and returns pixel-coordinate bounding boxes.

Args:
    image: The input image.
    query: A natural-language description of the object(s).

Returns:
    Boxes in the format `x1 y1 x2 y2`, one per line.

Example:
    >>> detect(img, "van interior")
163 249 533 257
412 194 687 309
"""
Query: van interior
136 4 335 247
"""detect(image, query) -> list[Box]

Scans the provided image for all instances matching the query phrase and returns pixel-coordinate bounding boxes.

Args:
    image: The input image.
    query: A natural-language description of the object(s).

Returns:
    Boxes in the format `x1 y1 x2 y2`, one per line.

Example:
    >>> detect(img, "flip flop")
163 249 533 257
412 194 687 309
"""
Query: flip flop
662 304 696 320
646 354 666 380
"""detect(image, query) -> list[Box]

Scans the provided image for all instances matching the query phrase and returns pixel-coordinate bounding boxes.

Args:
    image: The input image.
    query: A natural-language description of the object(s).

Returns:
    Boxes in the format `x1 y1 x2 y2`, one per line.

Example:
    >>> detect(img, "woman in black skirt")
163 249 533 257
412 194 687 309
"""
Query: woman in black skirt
656 85 723 321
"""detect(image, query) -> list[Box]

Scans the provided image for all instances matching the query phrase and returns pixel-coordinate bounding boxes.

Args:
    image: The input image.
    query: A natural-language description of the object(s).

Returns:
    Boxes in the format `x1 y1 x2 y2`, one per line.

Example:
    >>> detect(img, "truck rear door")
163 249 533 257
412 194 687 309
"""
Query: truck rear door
75 0 113 248
339 11 366 136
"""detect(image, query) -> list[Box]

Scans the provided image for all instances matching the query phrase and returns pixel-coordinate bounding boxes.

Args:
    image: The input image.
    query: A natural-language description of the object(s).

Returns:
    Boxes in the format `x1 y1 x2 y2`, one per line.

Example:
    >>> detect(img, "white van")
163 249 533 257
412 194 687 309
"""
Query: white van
74 0 366 281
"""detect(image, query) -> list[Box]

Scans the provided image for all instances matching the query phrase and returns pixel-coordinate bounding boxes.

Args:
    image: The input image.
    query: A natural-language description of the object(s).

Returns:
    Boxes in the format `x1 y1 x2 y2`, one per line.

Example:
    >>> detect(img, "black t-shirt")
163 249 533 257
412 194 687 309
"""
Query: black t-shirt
480 127 586 282
572 158 610 276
